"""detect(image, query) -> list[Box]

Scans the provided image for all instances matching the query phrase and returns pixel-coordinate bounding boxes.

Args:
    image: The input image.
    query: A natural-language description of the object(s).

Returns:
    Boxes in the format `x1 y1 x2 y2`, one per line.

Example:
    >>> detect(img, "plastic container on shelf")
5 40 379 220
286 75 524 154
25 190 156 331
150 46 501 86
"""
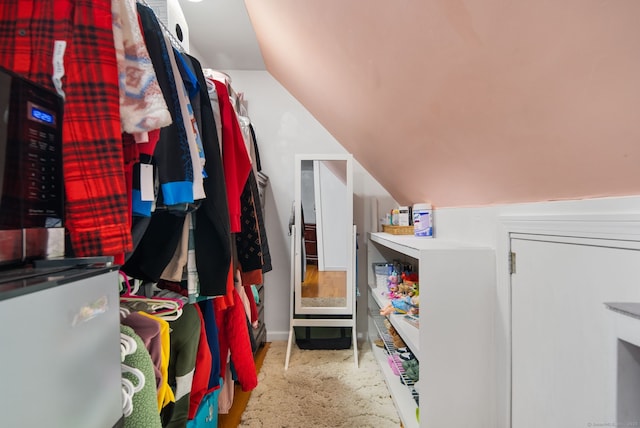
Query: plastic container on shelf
412 203 433 237
391 208 400 225
398 206 410 226
373 263 393 288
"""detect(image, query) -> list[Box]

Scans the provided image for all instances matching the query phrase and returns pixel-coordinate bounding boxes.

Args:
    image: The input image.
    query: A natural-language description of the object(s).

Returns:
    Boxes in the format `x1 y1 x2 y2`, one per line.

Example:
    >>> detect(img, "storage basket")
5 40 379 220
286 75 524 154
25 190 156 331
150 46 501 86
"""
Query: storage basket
382 225 414 235
294 326 352 350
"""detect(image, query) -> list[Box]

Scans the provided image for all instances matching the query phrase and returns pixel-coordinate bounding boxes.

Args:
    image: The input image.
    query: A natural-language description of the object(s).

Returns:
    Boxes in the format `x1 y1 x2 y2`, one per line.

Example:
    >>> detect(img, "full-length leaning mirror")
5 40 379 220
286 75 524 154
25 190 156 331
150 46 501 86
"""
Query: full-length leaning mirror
294 153 354 315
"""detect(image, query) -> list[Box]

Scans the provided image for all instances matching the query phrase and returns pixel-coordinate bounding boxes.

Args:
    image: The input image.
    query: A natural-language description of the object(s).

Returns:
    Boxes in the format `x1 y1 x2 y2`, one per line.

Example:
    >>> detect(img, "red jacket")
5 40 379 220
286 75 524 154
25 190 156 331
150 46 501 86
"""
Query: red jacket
188 304 212 420
215 288 258 392
212 79 251 233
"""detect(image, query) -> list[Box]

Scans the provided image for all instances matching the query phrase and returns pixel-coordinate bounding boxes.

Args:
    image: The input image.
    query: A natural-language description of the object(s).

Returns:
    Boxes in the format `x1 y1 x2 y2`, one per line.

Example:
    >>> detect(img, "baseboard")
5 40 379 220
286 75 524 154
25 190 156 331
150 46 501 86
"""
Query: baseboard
267 330 289 341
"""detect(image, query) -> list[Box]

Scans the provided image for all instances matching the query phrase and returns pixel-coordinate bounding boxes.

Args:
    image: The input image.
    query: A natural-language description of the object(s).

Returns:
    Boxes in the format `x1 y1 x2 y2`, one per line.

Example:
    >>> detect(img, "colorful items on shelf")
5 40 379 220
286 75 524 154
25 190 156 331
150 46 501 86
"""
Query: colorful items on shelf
380 295 419 316
383 319 406 349
380 263 419 316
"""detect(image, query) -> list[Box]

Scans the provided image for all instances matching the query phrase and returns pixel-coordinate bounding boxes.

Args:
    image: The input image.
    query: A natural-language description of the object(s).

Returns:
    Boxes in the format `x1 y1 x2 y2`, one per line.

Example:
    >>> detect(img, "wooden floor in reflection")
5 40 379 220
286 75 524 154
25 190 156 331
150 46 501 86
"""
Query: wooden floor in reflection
301 264 347 298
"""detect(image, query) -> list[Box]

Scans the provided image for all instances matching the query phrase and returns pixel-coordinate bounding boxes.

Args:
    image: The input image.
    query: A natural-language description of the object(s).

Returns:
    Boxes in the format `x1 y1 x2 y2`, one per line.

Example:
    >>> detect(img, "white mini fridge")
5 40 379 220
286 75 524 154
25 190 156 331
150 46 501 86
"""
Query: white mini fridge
0 265 124 428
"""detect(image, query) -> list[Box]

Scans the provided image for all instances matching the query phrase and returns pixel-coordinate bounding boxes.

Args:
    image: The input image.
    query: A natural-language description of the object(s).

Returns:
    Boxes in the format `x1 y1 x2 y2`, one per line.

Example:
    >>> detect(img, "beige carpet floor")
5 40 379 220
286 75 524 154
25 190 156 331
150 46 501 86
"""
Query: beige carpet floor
239 340 401 427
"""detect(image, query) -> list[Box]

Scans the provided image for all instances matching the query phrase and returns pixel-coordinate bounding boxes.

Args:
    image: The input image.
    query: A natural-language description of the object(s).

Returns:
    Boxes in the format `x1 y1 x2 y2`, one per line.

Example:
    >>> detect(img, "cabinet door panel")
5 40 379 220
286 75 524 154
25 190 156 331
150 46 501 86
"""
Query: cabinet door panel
511 237 640 427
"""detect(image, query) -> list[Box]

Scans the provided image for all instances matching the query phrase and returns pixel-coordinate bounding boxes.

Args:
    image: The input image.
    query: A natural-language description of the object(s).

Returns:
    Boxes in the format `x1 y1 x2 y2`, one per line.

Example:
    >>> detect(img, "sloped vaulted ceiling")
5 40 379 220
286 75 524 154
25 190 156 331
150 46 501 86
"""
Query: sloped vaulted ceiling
181 0 640 208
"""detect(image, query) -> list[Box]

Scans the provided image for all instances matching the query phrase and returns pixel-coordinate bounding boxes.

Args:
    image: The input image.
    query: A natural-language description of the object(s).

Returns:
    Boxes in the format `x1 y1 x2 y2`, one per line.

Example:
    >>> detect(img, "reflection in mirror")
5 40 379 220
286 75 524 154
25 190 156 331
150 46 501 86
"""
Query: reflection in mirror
287 153 358 368
294 154 354 315
300 159 348 308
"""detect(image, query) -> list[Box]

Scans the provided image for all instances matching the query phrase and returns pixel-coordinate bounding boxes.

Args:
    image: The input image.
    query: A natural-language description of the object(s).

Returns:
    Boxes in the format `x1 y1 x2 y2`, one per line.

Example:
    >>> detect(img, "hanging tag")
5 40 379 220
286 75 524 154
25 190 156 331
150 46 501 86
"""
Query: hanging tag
140 164 154 201
52 40 67 99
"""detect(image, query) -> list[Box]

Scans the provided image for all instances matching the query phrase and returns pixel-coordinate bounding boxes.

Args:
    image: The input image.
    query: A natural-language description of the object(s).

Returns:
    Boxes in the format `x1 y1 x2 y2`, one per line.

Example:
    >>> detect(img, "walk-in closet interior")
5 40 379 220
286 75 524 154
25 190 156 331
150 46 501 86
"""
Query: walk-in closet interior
0 1 270 426
1 1 640 427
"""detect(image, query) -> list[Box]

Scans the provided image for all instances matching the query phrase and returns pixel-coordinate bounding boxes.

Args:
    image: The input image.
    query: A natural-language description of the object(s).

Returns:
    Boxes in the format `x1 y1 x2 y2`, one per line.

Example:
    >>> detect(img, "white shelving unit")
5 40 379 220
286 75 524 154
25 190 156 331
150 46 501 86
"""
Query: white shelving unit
368 298 420 428
367 232 496 428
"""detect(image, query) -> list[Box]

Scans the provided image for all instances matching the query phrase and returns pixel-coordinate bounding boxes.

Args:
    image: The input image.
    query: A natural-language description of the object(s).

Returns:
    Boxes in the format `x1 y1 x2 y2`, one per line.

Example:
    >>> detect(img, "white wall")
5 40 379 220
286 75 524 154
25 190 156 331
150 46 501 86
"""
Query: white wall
316 160 347 270
224 70 394 341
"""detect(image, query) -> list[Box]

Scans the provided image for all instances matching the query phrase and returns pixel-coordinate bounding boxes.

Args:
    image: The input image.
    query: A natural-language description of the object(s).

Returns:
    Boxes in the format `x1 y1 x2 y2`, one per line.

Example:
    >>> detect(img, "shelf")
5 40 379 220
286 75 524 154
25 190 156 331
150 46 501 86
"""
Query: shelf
368 316 419 428
369 284 420 354
367 230 496 427
370 232 488 259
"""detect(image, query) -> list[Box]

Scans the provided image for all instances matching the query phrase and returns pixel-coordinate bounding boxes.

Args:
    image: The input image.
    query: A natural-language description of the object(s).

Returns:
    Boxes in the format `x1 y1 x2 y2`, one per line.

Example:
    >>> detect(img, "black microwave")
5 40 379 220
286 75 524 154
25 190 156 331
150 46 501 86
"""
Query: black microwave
0 66 65 266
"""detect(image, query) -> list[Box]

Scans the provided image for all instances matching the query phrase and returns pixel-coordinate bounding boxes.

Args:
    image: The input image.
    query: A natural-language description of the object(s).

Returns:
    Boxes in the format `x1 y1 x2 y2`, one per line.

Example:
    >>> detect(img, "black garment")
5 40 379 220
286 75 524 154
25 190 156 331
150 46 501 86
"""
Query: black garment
249 124 262 172
236 170 272 274
247 126 272 273
122 211 186 282
188 55 232 296
235 171 261 273
137 4 193 207
255 181 272 273
126 215 151 262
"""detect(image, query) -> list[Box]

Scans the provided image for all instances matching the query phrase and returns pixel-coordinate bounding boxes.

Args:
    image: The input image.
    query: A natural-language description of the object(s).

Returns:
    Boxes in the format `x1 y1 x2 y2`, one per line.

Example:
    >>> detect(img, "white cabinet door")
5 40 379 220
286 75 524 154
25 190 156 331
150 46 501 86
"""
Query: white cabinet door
511 235 640 428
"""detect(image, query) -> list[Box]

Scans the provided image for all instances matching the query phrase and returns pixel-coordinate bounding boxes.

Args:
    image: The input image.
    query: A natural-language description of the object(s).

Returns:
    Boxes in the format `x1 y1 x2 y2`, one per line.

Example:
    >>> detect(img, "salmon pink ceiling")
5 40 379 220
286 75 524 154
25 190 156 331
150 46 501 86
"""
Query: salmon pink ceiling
180 0 640 208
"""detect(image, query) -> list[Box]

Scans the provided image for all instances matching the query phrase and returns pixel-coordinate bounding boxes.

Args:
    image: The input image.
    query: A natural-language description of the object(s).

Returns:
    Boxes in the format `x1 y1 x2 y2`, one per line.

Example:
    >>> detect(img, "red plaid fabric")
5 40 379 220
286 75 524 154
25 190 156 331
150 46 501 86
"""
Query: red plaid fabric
0 0 132 257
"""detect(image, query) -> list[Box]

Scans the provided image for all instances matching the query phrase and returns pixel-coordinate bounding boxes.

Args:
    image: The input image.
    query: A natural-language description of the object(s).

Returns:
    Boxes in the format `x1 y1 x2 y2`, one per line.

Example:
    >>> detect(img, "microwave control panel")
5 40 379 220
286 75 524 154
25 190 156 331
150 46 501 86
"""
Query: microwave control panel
0 73 64 229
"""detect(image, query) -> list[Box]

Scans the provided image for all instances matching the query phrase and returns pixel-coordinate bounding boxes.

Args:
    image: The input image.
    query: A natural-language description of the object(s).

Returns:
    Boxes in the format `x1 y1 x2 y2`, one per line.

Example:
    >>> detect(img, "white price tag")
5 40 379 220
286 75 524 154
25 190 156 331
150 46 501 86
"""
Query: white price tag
52 40 67 99
140 164 154 201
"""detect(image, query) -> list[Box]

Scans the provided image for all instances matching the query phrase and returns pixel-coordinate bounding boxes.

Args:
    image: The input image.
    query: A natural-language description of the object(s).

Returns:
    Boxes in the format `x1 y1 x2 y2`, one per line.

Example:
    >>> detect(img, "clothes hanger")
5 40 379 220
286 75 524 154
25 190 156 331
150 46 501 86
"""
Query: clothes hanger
119 271 184 320
120 294 184 320
120 332 138 361
121 363 146 393
120 335 147 417
120 307 131 319
121 377 135 417
203 68 231 85
120 366 146 418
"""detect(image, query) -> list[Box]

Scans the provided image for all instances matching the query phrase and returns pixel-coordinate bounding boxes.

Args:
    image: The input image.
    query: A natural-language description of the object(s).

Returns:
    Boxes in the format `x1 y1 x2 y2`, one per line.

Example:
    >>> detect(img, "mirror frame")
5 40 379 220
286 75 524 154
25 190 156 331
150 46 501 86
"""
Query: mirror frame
293 153 354 315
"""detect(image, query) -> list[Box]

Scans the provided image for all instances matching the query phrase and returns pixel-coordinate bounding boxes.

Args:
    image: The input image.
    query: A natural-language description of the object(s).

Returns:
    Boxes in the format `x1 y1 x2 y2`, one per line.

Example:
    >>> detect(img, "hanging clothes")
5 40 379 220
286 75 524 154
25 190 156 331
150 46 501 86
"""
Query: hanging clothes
232 106 272 277
122 210 186 283
136 312 174 412
0 0 132 258
248 124 262 173
198 299 222 392
186 385 222 428
163 39 205 201
189 57 232 297
160 213 191 283
214 287 258 393
187 303 212 421
121 311 176 412
121 325 163 428
248 126 272 273
127 129 162 220
236 170 273 285
111 0 172 136
155 279 222 393
137 2 195 208
122 129 161 267
161 303 201 428
211 78 252 234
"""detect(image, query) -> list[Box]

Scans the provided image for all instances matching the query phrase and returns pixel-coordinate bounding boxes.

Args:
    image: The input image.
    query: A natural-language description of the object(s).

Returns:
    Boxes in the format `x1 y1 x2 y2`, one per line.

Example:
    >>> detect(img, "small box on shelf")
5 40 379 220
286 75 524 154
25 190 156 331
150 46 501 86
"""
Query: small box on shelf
382 224 414 235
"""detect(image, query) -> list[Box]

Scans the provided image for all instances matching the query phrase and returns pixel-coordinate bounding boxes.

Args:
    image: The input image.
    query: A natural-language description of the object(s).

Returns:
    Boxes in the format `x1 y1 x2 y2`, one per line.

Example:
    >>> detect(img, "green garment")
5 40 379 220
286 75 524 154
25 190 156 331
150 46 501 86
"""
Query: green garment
162 303 202 428
121 325 162 428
